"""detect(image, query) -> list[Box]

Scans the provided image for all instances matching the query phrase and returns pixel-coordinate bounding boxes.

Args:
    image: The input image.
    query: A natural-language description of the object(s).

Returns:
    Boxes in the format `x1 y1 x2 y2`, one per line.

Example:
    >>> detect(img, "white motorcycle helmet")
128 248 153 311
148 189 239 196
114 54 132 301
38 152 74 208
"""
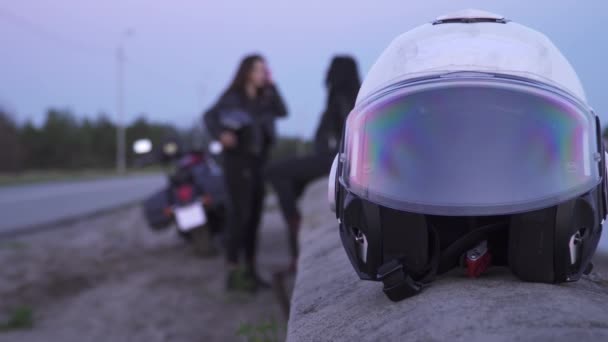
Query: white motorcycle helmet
329 9 608 301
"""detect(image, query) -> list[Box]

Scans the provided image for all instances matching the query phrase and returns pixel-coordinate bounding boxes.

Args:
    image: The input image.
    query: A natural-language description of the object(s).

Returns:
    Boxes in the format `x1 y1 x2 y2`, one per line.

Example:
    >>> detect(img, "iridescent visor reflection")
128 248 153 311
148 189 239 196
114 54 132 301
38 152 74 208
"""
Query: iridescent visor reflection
343 79 600 216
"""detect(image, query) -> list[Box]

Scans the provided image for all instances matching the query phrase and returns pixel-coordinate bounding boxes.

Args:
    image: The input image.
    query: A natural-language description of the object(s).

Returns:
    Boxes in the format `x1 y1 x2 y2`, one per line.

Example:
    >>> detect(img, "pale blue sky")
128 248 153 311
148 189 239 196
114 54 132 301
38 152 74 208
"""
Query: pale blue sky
1 1 607 137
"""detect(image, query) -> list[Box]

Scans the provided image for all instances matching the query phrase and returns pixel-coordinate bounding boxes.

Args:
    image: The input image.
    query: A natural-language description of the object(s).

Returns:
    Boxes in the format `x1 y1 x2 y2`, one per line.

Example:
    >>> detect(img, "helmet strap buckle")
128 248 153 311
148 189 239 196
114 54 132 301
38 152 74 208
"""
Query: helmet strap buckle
377 260 422 301
464 240 492 278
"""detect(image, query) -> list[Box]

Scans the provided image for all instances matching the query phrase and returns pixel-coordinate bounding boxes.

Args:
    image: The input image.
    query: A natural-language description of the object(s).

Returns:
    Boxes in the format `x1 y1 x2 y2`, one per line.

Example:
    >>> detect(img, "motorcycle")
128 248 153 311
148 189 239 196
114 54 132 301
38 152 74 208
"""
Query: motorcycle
136 138 226 256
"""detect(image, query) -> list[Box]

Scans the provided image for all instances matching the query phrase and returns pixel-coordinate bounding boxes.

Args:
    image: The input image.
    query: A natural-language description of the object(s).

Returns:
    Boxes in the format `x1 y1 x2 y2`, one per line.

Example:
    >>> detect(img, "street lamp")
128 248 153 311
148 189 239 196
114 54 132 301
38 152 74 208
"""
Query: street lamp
116 29 134 173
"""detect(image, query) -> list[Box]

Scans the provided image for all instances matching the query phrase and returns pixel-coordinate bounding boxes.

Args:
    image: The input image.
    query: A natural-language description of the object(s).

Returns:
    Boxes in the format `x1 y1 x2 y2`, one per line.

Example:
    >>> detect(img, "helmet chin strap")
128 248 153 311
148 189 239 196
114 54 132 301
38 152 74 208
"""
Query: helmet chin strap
377 224 440 301
378 221 508 302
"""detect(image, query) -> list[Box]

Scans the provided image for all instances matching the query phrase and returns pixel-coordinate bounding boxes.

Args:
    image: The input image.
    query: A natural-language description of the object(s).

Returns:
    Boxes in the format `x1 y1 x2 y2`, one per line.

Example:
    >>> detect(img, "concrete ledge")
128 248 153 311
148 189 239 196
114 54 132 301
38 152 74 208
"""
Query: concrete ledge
287 222 608 342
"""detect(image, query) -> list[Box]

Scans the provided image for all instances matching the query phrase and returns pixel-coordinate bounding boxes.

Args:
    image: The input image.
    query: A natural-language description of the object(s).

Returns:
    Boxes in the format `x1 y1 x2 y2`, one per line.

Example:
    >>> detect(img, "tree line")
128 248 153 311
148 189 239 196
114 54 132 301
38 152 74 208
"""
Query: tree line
0 109 310 173
3 108 608 174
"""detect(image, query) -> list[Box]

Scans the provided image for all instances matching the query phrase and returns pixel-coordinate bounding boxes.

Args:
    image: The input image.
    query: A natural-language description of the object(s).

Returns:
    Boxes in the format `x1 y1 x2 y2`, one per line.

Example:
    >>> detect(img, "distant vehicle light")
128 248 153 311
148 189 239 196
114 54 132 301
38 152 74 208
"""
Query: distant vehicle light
133 139 153 154
163 142 179 156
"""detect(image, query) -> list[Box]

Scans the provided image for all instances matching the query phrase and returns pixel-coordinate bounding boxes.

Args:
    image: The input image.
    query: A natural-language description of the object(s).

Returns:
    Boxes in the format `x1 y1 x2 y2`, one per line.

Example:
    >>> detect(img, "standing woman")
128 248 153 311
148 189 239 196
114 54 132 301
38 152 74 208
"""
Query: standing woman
204 54 287 291
266 56 360 270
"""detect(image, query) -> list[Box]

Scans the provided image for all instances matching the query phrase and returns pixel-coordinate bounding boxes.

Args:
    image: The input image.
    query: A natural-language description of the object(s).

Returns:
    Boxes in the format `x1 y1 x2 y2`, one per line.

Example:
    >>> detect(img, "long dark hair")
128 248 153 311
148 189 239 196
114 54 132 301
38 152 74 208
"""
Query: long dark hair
226 54 265 95
325 56 361 107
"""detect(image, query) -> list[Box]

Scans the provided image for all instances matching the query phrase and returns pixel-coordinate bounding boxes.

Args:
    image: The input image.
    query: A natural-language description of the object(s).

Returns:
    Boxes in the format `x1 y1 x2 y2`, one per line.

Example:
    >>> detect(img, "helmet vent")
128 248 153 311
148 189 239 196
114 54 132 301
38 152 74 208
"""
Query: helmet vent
433 9 508 25
433 18 508 25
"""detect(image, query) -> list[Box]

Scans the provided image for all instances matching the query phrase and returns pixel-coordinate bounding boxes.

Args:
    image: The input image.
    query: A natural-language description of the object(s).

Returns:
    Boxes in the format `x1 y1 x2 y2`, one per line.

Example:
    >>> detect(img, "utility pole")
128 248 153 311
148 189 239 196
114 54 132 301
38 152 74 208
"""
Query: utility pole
116 44 126 173
116 29 134 174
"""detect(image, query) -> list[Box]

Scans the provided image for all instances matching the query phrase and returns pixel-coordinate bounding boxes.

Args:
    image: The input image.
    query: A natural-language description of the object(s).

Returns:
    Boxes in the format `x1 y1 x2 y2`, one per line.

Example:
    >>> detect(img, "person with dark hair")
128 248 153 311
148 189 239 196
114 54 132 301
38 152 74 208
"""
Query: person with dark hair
266 56 360 270
204 54 287 292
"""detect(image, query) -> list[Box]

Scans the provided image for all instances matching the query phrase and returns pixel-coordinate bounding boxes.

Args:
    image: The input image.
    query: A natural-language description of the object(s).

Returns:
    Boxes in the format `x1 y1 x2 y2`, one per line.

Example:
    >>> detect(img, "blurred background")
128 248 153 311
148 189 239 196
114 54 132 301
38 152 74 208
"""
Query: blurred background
0 1 607 341
1 1 607 175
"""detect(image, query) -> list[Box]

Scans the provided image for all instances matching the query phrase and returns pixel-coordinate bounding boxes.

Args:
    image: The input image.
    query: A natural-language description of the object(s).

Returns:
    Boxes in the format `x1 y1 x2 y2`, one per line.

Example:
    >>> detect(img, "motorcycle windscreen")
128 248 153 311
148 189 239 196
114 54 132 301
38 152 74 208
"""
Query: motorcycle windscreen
343 80 600 216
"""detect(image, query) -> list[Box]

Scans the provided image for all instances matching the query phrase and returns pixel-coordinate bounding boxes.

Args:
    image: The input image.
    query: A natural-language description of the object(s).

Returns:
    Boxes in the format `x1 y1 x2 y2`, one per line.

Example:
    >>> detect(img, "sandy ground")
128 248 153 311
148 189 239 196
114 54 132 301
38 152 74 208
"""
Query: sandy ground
0 180 331 342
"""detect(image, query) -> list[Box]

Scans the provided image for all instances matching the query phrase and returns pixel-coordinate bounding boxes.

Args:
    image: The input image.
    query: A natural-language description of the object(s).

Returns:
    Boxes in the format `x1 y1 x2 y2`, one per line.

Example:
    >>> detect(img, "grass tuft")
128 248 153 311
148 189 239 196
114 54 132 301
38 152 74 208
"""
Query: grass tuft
0 241 28 250
0 307 34 332
236 318 279 342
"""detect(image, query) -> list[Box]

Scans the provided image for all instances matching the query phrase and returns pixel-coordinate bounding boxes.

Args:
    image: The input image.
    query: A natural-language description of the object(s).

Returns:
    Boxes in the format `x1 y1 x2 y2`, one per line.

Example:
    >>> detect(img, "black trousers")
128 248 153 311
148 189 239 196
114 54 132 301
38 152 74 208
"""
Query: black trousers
266 153 333 259
222 153 265 265
266 153 333 223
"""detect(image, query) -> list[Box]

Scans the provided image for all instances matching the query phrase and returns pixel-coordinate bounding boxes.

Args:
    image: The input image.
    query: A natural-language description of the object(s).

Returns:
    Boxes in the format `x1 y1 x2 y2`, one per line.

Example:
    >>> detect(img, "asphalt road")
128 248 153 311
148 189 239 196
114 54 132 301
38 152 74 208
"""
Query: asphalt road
1 173 608 252
0 174 166 233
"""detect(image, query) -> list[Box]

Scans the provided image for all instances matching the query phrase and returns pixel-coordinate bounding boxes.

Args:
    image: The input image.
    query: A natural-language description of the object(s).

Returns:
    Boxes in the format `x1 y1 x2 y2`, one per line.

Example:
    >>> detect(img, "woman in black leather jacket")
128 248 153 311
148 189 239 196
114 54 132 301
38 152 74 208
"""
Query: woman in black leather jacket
266 56 360 270
204 54 287 291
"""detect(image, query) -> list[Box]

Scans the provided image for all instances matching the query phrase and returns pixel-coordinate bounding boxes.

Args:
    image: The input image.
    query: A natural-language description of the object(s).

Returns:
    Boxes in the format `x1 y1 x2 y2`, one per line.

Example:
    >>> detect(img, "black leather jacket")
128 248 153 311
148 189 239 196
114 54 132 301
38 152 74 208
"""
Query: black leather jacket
204 85 288 157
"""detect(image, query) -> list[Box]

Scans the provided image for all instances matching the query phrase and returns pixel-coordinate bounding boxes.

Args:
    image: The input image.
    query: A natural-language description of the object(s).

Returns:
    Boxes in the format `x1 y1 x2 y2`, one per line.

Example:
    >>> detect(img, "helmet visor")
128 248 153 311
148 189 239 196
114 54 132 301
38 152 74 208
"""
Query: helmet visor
343 78 600 216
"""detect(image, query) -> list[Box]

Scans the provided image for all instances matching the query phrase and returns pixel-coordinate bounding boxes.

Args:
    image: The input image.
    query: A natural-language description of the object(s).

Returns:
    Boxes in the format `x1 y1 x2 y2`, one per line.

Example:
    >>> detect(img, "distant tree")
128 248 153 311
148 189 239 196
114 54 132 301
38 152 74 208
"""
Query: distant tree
1 108 184 173
19 110 118 170
88 114 117 168
270 136 312 162
38 109 82 168
0 110 22 172
19 121 43 169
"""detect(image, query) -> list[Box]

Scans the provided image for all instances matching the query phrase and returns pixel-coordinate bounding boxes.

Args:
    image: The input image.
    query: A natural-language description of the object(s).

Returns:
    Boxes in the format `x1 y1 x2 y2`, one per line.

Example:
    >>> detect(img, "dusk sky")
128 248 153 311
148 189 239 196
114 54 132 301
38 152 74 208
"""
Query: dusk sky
1 1 607 137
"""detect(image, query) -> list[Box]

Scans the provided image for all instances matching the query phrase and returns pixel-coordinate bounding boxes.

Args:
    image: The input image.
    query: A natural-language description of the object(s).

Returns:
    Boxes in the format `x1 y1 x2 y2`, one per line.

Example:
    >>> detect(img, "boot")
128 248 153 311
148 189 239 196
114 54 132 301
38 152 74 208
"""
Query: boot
226 266 257 293
245 264 270 290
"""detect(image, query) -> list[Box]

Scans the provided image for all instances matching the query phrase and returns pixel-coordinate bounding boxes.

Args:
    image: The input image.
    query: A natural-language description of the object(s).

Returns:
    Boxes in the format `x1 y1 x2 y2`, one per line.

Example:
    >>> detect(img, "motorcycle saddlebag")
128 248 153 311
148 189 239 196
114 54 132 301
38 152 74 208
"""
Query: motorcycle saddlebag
142 189 172 230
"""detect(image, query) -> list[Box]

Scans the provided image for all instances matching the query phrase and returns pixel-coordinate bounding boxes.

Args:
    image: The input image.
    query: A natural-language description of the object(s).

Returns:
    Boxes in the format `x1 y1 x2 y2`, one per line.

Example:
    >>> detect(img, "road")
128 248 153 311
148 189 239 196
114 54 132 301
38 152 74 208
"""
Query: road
0 174 166 234
1 173 608 252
